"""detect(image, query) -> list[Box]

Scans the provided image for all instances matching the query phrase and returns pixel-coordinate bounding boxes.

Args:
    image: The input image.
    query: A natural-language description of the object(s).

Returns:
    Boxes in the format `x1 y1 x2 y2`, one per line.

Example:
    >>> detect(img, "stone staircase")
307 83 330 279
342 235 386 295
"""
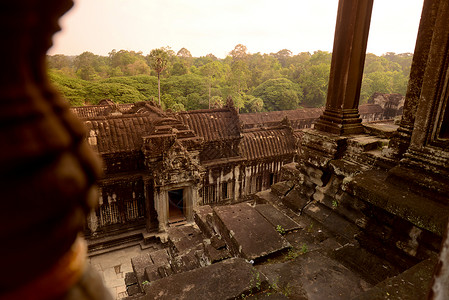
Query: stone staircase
87 228 146 255
125 225 209 297
256 183 438 299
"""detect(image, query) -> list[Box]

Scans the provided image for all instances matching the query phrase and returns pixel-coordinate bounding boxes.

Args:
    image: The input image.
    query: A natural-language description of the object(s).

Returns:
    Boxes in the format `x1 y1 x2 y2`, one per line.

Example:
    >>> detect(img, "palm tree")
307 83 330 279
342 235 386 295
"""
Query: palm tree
148 48 169 106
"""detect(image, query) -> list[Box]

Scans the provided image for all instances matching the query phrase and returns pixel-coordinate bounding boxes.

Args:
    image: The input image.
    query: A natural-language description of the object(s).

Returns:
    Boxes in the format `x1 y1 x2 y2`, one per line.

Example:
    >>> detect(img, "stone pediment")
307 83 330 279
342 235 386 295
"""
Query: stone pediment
152 140 204 186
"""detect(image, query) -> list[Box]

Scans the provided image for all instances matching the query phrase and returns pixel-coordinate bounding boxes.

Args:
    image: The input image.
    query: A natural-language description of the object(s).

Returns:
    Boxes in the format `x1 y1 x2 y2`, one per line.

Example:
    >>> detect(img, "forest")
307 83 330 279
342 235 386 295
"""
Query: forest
47 44 412 112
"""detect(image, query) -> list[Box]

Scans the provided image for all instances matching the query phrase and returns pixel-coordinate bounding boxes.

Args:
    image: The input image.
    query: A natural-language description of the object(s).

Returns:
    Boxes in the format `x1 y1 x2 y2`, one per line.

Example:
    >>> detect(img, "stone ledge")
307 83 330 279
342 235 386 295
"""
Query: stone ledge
363 122 399 139
140 258 267 300
344 169 449 236
213 203 291 261
352 255 438 300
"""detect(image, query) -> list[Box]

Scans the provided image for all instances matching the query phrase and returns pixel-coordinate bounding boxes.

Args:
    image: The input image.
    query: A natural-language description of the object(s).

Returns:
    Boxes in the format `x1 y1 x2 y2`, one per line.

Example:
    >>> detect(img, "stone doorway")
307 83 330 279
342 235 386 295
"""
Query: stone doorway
168 189 185 224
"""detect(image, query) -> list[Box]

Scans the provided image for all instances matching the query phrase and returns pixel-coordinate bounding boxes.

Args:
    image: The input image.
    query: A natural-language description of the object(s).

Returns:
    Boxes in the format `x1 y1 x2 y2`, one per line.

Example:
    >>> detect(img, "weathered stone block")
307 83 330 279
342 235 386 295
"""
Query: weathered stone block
304 203 331 222
330 159 365 177
204 243 230 263
124 272 137 286
213 203 290 260
352 256 438 300
144 264 161 282
149 249 170 266
194 205 214 238
271 181 295 197
305 166 325 186
282 188 310 212
279 162 301 182
345 169 449 236
346 136 381 153
142 258 268 300
332 244 401 285
126 284 141 297
255 204 300 232
131 253 152 285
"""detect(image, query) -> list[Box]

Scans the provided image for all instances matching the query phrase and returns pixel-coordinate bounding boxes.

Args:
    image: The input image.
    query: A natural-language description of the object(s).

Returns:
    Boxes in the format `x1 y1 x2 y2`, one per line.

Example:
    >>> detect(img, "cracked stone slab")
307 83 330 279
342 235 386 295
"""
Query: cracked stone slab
141 258 267 300
255 204 300 232
213 202 290 260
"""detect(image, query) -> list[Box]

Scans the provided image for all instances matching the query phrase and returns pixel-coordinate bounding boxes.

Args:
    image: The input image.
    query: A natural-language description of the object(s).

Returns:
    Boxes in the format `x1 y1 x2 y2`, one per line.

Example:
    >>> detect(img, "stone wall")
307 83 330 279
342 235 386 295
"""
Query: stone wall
276 129 444 273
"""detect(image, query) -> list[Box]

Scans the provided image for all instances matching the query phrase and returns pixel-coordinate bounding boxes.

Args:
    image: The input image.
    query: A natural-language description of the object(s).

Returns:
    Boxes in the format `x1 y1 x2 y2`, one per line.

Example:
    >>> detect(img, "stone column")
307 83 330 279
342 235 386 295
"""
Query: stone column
155 189 169 232
314 0 374 135
388 0 449 203
388 0 440 158
143 176 155 232
184 186 194 223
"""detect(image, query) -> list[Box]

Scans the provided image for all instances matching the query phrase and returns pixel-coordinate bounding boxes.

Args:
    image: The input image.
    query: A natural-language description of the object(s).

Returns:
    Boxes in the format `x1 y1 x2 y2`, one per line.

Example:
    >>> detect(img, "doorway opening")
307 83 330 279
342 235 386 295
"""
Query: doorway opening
168 189 185 224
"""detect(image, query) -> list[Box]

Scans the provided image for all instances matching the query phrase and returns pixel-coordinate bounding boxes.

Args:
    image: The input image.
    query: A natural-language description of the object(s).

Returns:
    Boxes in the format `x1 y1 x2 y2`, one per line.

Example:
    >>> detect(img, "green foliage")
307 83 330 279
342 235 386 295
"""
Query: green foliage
299 63 330 107
102 75 158 99
109 49 149 76
359 71 408 104
84 82 146 104
48 70 88 106
163 74 208 100
47 47 412 110
286 247 299 260
240 95 264 113
147 48 170 76
276 225 286 235
267 278 292 297
285 244 308 261
253 78 302 111
210 96 224 109
185 92 208 110
300 244 308 254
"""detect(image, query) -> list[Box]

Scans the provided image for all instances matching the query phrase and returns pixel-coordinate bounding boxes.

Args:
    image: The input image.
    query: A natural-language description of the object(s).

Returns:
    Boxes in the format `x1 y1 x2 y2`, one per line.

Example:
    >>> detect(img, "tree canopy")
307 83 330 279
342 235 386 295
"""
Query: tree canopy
47 46 412 111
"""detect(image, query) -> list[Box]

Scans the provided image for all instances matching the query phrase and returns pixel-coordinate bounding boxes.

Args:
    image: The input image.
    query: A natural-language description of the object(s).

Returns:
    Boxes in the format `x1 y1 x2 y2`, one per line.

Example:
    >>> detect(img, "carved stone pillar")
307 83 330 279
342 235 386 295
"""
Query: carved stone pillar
143 176 158 232
388 0 440 158
0 1 109 299
388 0 449 203
314 0 373 135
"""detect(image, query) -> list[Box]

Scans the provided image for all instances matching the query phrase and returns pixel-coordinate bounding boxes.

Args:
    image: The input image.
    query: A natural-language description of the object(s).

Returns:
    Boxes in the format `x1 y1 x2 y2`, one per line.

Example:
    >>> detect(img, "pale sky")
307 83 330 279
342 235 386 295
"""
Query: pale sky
49 0 424 58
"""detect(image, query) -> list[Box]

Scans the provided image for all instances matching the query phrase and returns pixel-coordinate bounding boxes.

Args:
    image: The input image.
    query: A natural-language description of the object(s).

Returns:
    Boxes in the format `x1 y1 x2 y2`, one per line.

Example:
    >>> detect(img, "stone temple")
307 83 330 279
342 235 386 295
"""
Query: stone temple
69 98 400 243
1 0 449 300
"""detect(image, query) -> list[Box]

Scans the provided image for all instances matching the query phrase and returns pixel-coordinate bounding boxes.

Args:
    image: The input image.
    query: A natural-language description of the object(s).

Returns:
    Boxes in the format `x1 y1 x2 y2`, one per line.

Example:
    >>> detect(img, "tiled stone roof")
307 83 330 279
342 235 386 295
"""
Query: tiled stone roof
240 108 324 130
240 128 295 160
175 109 241 141
71 104 134 118
84 115 155 154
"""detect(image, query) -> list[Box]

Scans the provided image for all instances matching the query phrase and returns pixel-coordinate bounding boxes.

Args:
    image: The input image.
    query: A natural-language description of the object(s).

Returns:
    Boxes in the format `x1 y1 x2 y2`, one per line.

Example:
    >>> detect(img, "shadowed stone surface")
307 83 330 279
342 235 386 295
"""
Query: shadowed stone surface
194 205 214 238
213 203 291 260
256 251 371 300
353 256 437 300
345 170 449 236
255 204 300 232
140 258 266 300
282 188 310 212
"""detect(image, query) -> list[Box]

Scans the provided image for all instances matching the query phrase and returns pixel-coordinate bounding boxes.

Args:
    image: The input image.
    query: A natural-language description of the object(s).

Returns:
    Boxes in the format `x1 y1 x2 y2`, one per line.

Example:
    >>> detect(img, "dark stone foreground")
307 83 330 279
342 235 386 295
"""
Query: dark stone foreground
136 258 266 300
120 197 437 300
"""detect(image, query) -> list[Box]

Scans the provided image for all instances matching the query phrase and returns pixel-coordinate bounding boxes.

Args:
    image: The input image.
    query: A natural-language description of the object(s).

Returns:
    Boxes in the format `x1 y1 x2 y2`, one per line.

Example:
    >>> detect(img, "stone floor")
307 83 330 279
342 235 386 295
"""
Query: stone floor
88 197 437 300
88 245 145 299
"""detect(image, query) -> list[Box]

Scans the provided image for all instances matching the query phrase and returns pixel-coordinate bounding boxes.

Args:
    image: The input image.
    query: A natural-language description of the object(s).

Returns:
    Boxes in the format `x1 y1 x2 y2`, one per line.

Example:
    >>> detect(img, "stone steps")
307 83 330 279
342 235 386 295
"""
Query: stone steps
87 229 146 255
264 183 414 288
134 258 268 300
351 255 438 300
332 243 402 285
